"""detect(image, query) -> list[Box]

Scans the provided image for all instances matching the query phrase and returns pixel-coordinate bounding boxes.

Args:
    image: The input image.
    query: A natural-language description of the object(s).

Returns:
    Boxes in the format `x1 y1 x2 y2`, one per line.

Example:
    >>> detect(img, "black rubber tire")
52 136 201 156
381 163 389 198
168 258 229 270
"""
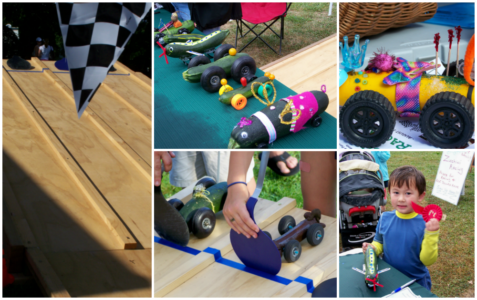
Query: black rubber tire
419 92 474 148
230 56 257 83
312 116 322 127
192 176 216 197
168 198 184 211
263 231 272 239
284 240 302 263
214 44 234 61
191 207 216 239
340 91 396 148
188 55 211 69
278 215 296 235
443 59 464 78
178 28 190 34
307 223 325 246
310 209 322 223
200 66 226 93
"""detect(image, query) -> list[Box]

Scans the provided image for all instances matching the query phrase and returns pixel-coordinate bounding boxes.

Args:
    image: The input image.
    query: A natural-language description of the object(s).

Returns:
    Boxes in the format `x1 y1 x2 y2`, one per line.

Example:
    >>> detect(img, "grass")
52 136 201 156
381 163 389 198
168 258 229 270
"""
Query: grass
161 151 303 206
340 152 474 297
221 3 337 68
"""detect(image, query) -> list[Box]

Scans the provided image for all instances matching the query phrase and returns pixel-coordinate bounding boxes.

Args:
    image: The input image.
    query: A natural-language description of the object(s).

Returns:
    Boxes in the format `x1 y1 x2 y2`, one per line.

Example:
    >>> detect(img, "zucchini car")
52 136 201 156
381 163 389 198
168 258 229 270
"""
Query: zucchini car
155 33 204 46
168 177 228 239
155 19 194 35
183 51 257 93
262 209 325 263
219 75 275 110
339 35 475 149
228 90 329 148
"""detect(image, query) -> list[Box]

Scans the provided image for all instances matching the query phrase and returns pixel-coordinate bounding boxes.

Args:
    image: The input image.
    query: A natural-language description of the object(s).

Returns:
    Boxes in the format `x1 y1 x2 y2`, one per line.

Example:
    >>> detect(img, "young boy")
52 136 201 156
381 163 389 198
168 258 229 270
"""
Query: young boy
362 166 439 291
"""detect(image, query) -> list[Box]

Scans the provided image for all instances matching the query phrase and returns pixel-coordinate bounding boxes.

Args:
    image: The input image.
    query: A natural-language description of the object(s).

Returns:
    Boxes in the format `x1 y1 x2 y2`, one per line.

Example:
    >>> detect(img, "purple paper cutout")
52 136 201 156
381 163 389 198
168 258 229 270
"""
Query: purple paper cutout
238 117 253 128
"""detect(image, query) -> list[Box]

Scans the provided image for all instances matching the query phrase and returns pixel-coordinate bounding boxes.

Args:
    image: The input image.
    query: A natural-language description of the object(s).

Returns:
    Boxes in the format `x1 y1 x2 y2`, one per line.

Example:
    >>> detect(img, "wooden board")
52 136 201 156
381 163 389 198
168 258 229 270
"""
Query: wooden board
155 187 337 297
262 34 338 118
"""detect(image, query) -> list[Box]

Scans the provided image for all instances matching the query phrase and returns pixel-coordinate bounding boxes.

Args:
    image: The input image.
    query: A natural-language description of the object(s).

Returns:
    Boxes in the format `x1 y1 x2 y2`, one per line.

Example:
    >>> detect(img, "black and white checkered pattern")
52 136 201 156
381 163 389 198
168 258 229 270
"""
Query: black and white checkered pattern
56 3 151 118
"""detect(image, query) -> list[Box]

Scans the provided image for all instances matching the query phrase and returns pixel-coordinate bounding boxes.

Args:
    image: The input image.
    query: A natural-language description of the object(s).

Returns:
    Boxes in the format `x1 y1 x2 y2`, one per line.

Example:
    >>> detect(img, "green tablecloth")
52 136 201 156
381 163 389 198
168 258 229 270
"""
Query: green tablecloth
339 253 438 298
154 10 337 149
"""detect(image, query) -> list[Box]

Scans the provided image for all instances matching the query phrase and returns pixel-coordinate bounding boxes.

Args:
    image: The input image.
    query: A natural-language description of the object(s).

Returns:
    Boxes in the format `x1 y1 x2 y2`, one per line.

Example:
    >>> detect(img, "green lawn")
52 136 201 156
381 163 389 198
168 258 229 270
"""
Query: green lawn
221 3 337 68
340 151 474 298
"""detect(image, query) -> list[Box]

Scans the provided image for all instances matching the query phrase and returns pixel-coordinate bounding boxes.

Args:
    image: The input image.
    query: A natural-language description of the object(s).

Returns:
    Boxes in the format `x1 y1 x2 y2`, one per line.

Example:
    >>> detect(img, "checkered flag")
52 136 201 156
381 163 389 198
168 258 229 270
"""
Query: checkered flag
56 3 151 118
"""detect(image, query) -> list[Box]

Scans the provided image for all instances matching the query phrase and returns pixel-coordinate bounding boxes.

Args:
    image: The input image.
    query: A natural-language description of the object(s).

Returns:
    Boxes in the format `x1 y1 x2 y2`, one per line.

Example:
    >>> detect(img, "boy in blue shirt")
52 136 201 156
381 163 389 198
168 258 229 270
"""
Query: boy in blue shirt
363 166 439 291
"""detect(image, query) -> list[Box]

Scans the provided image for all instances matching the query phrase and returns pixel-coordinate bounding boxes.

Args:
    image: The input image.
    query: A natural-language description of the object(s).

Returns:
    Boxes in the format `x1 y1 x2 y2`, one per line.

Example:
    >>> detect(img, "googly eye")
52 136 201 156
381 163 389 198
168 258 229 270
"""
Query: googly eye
169 46 173 52
241 132 248 139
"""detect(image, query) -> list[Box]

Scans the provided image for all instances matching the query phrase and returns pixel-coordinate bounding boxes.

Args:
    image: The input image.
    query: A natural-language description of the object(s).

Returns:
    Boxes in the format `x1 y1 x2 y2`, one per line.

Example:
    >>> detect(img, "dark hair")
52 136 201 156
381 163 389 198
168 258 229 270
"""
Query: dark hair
389 166 426 195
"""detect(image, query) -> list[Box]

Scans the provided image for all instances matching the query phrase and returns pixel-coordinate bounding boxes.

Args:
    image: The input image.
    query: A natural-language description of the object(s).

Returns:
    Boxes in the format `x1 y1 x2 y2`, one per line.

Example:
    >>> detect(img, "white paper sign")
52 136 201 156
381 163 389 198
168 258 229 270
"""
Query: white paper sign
432 151 474 205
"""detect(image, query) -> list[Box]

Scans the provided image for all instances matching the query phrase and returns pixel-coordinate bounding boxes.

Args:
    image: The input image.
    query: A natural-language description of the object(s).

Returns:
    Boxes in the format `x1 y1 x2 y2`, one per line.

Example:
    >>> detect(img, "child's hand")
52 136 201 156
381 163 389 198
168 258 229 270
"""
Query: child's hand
362 242 376 253
425 218 440 232
154 151 175 186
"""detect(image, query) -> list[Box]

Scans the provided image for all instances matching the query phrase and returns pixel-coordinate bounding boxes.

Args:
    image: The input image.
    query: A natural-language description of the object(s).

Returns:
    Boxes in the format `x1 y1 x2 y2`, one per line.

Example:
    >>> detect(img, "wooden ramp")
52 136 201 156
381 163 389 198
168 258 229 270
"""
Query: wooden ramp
262 34 338 118
3 58 152 297
155 187 337 297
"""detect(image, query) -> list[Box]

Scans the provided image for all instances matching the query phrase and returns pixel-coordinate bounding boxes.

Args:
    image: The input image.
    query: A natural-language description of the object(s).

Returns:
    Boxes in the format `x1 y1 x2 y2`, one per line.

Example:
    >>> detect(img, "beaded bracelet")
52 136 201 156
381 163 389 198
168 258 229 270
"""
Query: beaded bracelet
227 181 247 188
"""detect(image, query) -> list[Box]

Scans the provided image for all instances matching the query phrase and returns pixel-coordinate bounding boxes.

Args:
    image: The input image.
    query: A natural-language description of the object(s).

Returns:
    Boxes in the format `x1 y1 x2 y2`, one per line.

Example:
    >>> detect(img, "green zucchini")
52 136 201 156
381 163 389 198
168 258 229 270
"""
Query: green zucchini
365 247 378 287
155 20 195 36
161 33 204 45
179 182 228 224
219 76 272 105
166 30 230 58
183 53 249 83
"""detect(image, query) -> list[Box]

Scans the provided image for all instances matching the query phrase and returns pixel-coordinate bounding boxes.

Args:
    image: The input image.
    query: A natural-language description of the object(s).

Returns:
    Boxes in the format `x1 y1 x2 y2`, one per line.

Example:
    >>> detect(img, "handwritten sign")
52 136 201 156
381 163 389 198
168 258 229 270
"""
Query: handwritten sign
432 151 473 205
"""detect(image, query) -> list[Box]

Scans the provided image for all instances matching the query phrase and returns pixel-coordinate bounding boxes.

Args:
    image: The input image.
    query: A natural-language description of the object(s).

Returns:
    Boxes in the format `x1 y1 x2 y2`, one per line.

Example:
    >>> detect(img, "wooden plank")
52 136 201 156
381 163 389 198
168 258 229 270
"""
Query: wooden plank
3 200 26 273
44 249 151 297
4 69 136 250
262 35 337 118
113 62 152 89
4 63 152 249
154 197 297 297
163 208 336 297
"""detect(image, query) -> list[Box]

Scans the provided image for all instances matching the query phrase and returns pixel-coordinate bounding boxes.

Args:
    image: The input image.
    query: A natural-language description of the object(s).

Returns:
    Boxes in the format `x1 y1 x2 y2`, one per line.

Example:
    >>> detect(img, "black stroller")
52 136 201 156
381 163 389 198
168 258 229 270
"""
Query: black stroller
339 151 386 249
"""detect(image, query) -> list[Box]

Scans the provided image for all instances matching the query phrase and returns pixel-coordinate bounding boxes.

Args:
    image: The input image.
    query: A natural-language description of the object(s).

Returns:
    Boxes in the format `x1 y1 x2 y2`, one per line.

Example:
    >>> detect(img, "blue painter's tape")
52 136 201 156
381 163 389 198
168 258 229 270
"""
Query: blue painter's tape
154 236 200 256
204 247 293 285
295 276 315 293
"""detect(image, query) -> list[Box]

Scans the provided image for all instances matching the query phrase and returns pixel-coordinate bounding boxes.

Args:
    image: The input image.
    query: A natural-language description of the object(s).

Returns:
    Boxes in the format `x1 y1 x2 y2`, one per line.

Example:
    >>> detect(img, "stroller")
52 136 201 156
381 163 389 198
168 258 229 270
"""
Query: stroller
339 151 386 249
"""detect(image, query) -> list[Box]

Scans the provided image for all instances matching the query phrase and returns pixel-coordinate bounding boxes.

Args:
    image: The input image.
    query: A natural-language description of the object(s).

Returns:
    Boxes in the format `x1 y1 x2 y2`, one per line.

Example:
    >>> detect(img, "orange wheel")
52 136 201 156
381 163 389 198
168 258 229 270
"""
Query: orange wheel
231 94 247 110
464 34 474 86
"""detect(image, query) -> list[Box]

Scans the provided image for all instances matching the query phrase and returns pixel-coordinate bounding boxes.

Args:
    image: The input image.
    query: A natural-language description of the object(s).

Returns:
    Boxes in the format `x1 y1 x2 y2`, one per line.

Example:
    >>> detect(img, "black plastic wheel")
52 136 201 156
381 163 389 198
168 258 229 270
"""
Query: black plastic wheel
178 28 190 34
278 215 296 235
312 116 322 127
310 209 322 222
188 55 211 68
284 240 302 263
230 56 257 83
263 231 272 239
214 44 234 61
307 223 325 246
200 66 226 93
168 198 184 211
340 91 396 148
419 92 474 148
193 176 216 197
191 207 216 239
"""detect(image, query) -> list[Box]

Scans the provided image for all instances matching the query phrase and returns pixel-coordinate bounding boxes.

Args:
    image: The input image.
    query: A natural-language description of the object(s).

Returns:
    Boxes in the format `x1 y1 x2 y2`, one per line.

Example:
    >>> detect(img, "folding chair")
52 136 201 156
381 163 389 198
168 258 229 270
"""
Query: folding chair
235 3 292 55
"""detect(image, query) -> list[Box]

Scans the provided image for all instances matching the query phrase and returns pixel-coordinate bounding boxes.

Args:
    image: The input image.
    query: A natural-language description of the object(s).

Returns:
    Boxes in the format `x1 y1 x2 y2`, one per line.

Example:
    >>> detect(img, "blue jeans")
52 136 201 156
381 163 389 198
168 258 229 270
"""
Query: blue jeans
172 3 191 21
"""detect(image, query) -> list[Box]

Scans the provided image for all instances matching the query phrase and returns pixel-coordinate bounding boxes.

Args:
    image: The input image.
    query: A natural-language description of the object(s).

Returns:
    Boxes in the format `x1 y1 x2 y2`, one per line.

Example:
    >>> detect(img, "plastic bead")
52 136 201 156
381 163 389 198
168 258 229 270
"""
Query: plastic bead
355 78 360 83
362 80 368 85
355 86 361 92
363 74 369 78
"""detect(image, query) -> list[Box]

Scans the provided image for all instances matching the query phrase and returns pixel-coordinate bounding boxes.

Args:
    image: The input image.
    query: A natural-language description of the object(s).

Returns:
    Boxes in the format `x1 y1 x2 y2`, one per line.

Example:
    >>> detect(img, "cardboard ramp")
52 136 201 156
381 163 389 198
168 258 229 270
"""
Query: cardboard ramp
155 186 337 297
3 58 152 297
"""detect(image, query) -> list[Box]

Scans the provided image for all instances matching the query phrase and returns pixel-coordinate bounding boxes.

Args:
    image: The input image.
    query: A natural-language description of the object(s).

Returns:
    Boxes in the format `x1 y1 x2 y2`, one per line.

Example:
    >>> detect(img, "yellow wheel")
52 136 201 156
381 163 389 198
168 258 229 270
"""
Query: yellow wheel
231 94 247 110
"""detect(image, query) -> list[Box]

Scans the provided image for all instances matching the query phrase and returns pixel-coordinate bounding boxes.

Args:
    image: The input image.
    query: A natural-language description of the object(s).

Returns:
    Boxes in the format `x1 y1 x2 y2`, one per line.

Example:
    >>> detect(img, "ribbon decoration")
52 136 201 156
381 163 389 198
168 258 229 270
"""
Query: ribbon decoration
411 202 443 222
366 276 383 292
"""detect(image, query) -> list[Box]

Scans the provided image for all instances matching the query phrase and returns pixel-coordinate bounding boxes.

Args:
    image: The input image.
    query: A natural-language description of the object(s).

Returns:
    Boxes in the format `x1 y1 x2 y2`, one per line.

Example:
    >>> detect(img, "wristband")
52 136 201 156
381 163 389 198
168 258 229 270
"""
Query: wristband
227 181 247 188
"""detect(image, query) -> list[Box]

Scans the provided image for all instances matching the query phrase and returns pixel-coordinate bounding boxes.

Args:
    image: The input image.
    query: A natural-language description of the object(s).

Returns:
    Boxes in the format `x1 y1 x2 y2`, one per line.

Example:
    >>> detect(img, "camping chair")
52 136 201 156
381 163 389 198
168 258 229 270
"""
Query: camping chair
235 3 292 55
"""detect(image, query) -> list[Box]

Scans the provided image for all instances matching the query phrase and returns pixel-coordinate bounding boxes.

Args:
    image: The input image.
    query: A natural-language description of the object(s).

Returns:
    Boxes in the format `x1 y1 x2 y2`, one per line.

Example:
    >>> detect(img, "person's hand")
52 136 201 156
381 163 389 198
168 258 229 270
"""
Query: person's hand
223 183 259 238
154 151 175 186
425 218 440 232
362 242 376 254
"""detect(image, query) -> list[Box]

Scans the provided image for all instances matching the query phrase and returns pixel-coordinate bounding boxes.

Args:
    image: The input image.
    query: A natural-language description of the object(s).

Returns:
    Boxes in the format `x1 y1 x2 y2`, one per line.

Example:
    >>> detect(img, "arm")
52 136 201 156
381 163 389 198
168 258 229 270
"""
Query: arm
223 151 258 238
420 219 440 266
363 215 384 256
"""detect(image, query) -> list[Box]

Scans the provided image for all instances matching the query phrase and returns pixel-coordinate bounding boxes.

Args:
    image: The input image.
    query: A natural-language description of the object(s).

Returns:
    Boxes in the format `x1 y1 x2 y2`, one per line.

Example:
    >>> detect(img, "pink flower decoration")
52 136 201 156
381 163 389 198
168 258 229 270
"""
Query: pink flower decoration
237 117 252 128
448 29 454 49
433 33 440 52
455 26 462 43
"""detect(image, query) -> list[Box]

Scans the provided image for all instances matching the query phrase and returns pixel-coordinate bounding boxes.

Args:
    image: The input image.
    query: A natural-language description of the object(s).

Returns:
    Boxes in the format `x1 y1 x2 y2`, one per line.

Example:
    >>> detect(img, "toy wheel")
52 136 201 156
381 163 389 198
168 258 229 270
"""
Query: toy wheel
214 44 234 61
231 94 247 110
278 215 296 235
310 209 322 223
231 56 256 83
284 240 302 263
168 198 184 211
191 207 216 239
178 28 190 34
200 66 226 93
193 176 216 196
256 142 268 149
307 223 325 246
263 231 272 239
340 91 396 148
419 92 474 148
188 55 211 68
312 116 322 127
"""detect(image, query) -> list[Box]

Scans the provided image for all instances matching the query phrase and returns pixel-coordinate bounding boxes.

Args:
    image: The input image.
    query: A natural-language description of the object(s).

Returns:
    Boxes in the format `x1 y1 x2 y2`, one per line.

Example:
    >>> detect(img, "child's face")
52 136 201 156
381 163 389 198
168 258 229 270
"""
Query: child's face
390 181 425 214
